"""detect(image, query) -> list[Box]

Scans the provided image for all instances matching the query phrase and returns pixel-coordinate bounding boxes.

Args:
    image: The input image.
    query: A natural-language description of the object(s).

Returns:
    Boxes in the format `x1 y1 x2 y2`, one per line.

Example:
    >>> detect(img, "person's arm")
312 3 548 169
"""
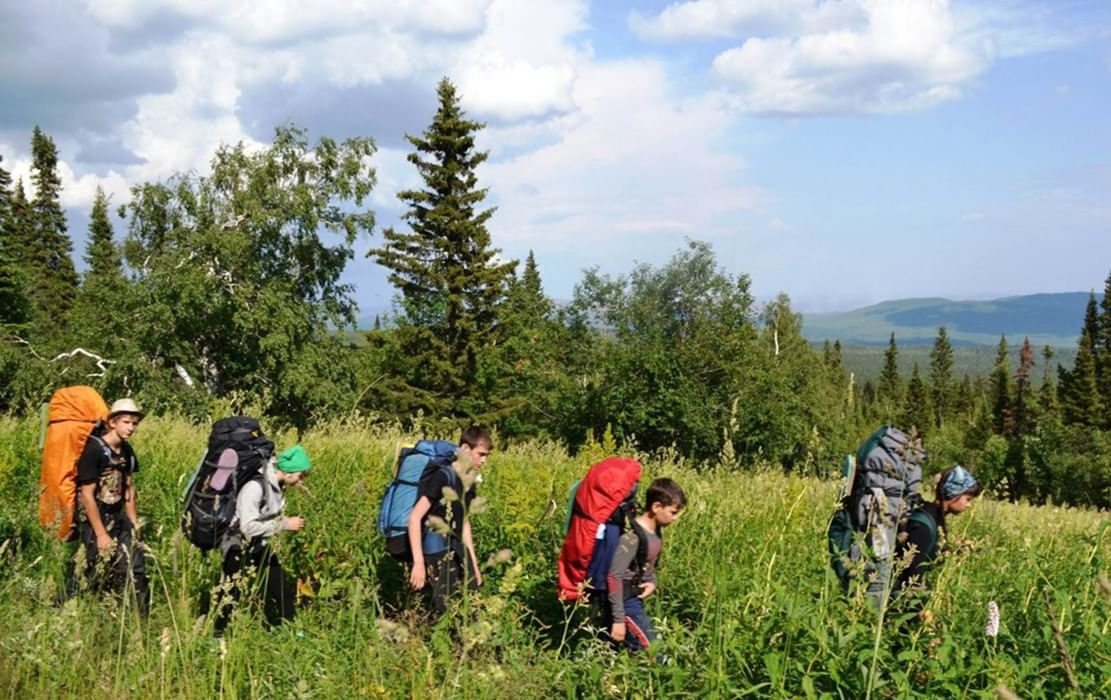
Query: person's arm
78 483 113 552
606 532 639 640
236 480 286 540
124 470 139 532
462 518 481 587
408 496 432 589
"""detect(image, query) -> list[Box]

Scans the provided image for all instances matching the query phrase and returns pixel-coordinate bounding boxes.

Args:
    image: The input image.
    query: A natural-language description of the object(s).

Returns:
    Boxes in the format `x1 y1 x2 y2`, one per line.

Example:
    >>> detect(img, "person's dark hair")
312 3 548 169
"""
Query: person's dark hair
934 465 982 502
645 477 686 511
460 425 493 450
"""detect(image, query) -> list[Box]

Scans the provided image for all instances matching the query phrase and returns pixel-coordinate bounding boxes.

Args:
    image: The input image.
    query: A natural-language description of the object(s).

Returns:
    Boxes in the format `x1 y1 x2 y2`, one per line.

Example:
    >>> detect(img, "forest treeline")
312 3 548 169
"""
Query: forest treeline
2 79 1110 507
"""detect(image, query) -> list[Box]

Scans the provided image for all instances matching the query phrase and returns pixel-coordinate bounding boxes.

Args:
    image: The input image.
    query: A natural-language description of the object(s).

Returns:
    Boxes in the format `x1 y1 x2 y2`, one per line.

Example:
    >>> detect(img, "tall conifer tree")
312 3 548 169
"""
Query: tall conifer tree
989 335 1014 435
72 186 128 347
27 127 78 326
370 78 516 421
1013 337 1037 437
0 157 29 327
928 326 954 427
1098 271 1111 426
878 332 902 405
901 362 932 434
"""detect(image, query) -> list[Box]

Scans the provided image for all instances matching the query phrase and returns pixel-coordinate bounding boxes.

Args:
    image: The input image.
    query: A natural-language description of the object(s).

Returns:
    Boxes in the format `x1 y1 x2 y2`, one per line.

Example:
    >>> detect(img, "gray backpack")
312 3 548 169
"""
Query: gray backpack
827 426 925 587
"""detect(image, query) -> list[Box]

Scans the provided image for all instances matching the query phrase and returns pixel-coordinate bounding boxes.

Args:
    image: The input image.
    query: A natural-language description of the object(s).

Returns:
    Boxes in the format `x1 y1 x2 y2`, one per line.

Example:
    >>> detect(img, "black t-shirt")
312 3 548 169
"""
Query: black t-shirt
417 459 474 541
75 436 138 520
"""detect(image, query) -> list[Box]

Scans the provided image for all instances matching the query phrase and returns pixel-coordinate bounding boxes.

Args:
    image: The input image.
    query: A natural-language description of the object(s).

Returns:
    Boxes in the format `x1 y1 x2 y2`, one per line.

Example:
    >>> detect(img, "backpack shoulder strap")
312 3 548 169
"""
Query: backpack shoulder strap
88 434 112 461
632 521 655 572
907 510 938 555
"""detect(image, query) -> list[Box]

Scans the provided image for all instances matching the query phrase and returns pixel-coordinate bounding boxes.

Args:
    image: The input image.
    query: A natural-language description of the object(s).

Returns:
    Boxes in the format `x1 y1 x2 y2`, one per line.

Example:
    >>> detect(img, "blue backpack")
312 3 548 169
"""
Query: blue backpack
377 440 457 561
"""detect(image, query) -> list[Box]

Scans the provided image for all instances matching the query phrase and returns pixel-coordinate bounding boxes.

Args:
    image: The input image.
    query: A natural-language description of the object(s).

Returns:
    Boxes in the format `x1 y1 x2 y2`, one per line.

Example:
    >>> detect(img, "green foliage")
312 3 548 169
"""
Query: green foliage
928 326 953 427
902 363 932 436
0 417 1108 698
368 78 516 428
114 125 376 430
25 127 78 330
0 156 29 329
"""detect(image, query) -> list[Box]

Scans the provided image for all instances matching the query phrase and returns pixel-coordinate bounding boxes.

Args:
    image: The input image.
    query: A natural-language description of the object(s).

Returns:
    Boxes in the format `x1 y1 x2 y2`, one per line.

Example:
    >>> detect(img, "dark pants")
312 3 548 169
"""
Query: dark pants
213 542 295 635
77 517 149 617
424 545 478 618
595 594 656 653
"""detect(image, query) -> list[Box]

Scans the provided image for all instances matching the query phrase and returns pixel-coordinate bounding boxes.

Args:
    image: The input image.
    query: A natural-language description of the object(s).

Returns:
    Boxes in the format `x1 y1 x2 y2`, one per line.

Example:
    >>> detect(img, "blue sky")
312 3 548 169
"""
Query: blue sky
1 0 1109 317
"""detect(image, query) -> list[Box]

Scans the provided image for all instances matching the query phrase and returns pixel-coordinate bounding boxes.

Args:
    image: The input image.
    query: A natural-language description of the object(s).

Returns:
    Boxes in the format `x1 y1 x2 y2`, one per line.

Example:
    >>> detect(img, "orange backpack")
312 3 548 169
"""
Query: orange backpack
39 386 109 539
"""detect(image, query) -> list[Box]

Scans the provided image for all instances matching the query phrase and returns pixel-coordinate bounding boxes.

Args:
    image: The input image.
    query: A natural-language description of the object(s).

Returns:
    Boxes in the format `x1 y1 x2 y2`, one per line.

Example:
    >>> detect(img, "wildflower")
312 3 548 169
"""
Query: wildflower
985 600 1000 638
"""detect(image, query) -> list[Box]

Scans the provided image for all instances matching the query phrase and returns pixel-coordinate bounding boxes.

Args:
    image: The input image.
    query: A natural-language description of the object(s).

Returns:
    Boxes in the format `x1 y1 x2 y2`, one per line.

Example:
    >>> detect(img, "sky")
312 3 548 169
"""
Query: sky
1 0 1109 316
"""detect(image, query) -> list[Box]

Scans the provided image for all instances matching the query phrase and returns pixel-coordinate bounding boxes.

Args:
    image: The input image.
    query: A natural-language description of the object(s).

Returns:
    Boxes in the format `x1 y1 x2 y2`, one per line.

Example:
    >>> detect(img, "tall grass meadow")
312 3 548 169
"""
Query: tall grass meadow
0 415 1108 698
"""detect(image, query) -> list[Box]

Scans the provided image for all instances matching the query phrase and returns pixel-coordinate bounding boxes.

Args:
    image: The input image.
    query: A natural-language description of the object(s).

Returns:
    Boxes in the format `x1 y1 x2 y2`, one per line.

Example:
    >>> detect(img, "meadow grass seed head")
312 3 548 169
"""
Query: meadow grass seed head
427 515 451 536
442 486 459 502
469 496 487 515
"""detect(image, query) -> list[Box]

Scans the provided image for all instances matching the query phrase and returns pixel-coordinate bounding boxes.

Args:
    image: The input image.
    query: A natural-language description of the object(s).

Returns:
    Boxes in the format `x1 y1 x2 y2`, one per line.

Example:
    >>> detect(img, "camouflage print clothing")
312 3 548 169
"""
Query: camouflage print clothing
74 436 148 616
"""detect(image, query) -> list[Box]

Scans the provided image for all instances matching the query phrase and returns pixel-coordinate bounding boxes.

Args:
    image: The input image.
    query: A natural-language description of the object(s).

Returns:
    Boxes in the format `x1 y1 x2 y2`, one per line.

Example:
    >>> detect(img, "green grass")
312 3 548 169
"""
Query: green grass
0 416 1108 698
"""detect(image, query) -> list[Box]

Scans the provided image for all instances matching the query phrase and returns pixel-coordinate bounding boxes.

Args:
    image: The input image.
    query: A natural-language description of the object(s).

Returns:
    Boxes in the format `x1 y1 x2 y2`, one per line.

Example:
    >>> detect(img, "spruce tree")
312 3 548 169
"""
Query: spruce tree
1039 345 1059 419
989 335 1014 435
0 156 29 327
1013 337 1037 437
370 78 516 421
878 332 902 406
901 362 932 435
928 326 954 427
1061 327 1102 427
1098 271 1111 426
26 127 78 327
72 186 128 348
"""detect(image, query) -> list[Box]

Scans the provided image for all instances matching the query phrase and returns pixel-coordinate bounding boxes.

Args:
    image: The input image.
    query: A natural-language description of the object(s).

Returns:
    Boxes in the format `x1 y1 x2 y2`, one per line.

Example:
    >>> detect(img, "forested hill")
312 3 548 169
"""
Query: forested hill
802 292 1099 347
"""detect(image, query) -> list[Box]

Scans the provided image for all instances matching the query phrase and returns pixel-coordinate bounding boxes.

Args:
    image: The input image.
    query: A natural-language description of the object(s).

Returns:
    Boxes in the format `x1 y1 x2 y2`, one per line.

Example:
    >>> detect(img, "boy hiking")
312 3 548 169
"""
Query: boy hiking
214 444 311 636
75 398 149 616
407 426 492 617
607 477 686 652
893 464 980 615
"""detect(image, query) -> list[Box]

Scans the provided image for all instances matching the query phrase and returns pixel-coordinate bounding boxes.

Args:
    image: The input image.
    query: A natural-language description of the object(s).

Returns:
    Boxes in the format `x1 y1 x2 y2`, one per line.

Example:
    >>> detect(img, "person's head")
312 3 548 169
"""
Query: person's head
275 444 312 486
457 425 493 471
105 398 144 440
644 477 686 527
935 464 980 515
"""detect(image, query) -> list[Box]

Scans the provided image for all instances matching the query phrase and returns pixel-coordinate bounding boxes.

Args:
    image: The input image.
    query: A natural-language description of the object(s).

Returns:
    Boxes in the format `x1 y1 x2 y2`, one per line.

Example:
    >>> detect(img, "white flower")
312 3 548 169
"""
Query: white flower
985 600 1000 638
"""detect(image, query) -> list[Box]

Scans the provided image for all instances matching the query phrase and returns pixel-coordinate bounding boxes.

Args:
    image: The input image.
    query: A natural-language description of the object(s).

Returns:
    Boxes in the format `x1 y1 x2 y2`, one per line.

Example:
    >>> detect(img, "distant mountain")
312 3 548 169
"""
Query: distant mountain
802 292 1098 347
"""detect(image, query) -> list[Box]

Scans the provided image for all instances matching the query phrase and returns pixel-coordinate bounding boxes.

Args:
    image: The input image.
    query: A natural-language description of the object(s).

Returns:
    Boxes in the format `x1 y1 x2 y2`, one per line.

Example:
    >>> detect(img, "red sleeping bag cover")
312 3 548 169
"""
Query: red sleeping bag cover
557 456 642 601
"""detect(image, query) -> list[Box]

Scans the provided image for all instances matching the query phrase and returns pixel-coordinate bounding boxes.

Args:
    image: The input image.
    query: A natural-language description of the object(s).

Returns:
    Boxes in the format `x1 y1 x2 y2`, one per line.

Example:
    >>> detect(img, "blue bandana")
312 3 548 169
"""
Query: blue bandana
940 465 978 500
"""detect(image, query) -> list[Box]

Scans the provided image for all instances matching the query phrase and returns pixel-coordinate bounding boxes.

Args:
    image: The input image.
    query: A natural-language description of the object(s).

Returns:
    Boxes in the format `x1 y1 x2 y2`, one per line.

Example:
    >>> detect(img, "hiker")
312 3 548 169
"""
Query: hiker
407 426 492 617
74 398 150 616
892 465 980 614
607 477 686 653
213 444 311 636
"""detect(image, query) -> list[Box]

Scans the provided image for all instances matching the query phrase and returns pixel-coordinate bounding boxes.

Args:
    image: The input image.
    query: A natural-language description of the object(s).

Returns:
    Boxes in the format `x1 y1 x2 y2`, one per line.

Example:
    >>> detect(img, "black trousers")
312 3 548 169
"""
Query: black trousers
424 544 478 618
77 516 149 617
214 541 296 635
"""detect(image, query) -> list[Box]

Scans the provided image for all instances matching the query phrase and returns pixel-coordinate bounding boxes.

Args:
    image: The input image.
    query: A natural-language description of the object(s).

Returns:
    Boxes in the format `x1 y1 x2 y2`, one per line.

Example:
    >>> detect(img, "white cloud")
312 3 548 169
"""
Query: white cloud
481 59 764 252
711 0 989 115
456 0 587 120
633 0 1086 116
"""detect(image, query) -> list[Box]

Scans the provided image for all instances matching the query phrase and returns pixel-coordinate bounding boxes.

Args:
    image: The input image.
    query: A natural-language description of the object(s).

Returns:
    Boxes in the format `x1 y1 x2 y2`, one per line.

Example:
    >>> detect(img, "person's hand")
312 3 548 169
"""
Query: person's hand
637 582 656 599
410 562 426 590
284 516 305 532
472 562 483 588
610 622 626 642
96 533 113 553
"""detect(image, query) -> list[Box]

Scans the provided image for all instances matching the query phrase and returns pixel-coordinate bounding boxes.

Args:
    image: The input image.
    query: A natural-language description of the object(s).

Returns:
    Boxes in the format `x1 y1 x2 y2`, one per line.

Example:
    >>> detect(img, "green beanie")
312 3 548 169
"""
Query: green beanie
277 444 312 474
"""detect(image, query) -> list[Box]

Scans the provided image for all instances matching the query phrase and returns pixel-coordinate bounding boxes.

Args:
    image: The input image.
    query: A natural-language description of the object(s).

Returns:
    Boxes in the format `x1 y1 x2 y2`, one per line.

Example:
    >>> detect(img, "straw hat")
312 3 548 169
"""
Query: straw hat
107 398 145 420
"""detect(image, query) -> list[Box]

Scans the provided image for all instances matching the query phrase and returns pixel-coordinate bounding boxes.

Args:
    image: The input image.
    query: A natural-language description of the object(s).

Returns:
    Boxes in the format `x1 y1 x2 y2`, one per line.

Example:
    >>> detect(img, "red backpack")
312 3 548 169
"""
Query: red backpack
557 457 642 601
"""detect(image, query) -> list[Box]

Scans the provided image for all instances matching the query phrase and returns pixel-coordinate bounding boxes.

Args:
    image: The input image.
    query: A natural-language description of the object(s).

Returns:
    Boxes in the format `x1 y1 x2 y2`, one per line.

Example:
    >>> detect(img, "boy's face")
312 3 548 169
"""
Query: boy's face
651 502 682 527
108 414 140 440
459 441 492 471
